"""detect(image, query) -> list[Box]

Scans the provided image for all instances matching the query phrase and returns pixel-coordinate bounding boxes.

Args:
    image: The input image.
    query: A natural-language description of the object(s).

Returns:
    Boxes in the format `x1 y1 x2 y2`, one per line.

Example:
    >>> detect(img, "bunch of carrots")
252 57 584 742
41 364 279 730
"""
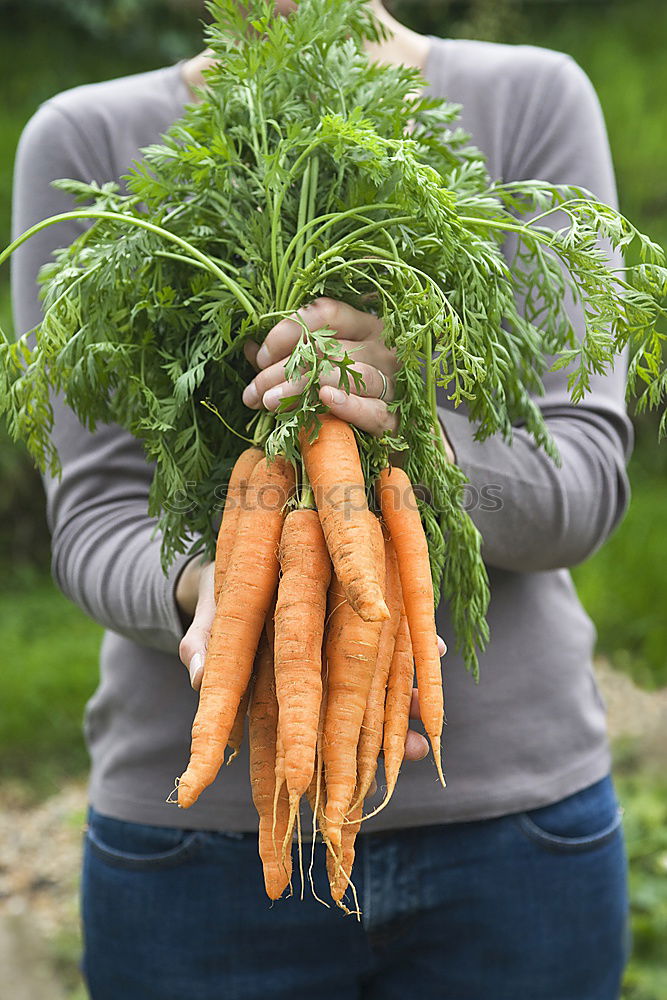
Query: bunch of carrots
175 413 444 907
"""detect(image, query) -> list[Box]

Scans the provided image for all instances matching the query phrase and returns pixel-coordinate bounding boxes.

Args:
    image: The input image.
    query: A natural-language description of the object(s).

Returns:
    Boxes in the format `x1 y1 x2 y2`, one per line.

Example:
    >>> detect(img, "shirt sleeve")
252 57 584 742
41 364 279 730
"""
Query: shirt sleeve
11 101 193 654
439 53 633 573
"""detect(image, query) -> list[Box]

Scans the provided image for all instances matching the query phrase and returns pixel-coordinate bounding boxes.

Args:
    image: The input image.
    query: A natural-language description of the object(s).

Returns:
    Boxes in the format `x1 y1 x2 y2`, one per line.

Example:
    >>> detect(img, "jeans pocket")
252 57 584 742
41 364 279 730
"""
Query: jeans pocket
86 809 205 871
514 776 624 854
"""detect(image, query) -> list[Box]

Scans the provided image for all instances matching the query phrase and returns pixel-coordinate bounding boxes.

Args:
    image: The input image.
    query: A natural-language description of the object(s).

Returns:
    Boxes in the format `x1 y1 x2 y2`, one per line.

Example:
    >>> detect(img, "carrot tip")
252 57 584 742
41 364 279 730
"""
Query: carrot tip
325 826 342 852
176 774 197 809
431 739 446 788
358 598 390 623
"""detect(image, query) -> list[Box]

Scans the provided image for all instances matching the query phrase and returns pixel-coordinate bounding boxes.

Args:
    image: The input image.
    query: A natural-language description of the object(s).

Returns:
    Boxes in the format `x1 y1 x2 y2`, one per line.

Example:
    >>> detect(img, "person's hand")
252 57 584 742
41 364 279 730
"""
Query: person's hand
242 296 456 459
177 558 447 768
242 297 399 436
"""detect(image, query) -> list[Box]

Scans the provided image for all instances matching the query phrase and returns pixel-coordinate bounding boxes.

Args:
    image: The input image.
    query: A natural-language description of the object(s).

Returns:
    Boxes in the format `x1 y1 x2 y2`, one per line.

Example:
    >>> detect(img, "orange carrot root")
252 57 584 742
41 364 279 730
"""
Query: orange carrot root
274 509 331 805
306 669 331 907
226 679 252 764
322 513 386 849
214 447 263 602
378 465 445 786
301 414 389 623
177 456 295 808
357 600 415 825
249 635 293 900
353 537 402 808
382 606 414 800
327 796 363 904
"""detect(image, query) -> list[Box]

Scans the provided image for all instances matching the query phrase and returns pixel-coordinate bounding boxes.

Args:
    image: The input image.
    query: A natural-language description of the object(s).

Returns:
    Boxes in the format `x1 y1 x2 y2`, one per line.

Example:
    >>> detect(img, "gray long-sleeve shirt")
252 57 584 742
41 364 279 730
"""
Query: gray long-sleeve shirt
11 36 632 831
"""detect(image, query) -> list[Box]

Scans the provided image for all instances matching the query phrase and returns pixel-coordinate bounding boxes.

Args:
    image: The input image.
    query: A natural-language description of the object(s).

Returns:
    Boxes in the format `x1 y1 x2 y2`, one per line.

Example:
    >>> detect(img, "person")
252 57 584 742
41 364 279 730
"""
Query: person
11 1 631 997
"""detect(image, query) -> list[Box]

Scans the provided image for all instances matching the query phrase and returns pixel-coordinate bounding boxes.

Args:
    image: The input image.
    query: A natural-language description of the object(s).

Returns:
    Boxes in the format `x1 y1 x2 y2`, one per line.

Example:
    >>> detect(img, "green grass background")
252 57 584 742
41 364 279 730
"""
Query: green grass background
0 1 665 996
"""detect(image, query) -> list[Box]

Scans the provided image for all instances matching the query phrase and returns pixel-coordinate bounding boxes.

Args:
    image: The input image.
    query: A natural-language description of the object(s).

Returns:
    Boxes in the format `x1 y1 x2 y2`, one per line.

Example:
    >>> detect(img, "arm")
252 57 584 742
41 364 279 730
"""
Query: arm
440 53 633 572
11 101 194 654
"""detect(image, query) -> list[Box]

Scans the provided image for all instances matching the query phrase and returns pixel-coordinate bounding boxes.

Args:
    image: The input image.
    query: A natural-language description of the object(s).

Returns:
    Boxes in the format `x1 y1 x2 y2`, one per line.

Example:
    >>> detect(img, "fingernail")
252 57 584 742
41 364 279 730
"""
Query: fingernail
255 345 269 368
242 382 259 408
189 652 203 689
262 385 283 410
324 386 345 406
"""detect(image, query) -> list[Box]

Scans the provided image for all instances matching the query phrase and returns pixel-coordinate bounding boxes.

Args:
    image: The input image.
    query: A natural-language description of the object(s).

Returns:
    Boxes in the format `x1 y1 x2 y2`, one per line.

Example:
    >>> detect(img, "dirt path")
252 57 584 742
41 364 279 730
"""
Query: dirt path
0 781 85 999
0 916 68 1000
595 659 667 758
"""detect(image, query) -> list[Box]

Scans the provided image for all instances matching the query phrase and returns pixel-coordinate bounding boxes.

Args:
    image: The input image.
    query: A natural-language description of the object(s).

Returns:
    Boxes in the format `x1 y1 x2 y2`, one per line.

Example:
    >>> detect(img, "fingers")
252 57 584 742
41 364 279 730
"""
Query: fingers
319 385 397 436
243 339 260 370
242 355 395 410
178 563 216 691
404 685 433 761
404 729 429 761
256 298 385 370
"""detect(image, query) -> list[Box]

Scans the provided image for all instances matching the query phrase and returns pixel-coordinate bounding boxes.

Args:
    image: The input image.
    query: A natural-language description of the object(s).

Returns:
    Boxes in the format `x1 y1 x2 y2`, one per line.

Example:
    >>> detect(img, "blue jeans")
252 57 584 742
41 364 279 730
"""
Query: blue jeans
81 775 628 1000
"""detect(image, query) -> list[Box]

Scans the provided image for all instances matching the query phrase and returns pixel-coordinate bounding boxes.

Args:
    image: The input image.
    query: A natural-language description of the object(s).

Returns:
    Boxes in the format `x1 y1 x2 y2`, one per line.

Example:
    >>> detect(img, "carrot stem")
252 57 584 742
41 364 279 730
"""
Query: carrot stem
299 459 314 510
0 209 259 318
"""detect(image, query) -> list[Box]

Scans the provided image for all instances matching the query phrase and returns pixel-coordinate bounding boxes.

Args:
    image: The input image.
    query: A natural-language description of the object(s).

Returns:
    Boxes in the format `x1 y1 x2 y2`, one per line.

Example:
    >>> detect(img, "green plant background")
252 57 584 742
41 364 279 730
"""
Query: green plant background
0 1 665 997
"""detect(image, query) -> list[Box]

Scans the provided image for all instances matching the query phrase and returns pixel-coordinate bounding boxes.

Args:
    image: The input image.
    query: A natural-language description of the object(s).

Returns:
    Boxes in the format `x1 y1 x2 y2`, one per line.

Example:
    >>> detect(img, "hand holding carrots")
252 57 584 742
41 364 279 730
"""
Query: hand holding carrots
242 298 399 437
174 409 449 906
242 296 456 460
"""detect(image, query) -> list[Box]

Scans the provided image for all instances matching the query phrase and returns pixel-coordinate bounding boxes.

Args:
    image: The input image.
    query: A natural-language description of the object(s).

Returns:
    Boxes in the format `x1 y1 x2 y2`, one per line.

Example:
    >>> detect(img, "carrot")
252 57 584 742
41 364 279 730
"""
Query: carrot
214 447 263 602
305 670 329 905
300 414 389 623
327 796 363 904
274 508 331 811
353 537 402 806
382 605 414 800
322 512 385 848
177 456 295 808
215 448 264 764
226 679 252 764
249 633 292 900
305 663 328 822
378 465 445 786
272 711 287 844
358 597 415 825
265 594 276 651
306 756 325 828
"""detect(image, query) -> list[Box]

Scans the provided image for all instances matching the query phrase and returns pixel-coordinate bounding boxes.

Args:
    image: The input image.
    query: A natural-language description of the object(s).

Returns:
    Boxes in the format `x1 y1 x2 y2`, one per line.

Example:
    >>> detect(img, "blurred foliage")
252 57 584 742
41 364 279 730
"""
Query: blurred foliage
0 0 204 61
0 579 100 795
616 745 667 1000
0 429 50 575
391 0 522 39
573 474 667 689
